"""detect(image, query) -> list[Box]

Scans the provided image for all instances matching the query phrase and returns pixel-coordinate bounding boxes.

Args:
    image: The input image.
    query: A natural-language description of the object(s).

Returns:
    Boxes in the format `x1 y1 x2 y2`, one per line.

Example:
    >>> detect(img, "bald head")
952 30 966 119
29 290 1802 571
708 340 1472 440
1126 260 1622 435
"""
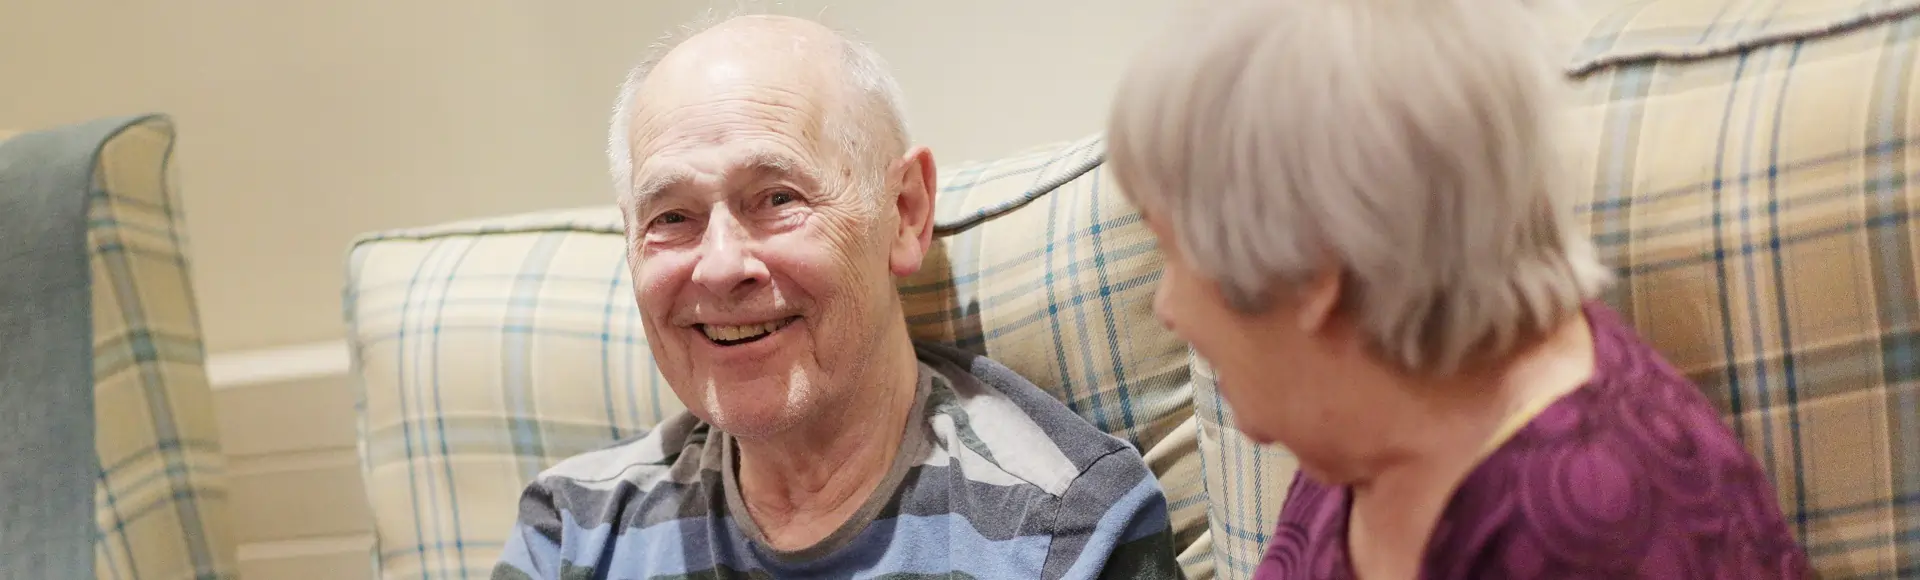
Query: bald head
610 17 943 447
608 14 910 204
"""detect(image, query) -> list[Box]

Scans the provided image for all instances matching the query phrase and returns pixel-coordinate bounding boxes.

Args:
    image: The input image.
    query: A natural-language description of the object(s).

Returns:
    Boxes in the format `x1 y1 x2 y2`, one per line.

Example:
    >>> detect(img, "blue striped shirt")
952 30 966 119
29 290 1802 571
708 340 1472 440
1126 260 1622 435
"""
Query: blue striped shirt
491 343 1181 579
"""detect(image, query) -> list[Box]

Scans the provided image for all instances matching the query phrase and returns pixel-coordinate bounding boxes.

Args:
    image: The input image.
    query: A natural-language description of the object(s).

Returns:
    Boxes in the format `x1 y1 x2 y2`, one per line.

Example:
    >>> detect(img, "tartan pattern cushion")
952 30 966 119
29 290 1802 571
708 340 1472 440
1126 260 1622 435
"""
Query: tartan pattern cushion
346 207 665 579
1196 1 1920 578
344 137 1210 579
89 116 239 579
1576 2 1920 575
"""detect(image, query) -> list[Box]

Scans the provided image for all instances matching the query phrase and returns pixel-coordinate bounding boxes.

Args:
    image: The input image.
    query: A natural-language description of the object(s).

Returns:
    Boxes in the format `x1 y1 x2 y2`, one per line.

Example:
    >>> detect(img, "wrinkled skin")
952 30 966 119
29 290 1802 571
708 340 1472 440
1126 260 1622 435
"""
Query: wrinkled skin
617 17 936 448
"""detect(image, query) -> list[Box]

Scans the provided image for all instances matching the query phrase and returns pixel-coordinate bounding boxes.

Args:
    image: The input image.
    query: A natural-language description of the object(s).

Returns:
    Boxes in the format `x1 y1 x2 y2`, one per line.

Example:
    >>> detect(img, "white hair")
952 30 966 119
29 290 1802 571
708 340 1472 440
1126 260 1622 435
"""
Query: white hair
606 10 911 205
1107 0 1611 375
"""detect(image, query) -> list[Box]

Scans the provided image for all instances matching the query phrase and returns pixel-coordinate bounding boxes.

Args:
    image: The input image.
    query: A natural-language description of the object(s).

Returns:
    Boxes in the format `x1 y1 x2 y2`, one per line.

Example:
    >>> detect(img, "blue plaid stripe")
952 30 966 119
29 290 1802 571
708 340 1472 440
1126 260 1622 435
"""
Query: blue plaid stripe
395 236 453 579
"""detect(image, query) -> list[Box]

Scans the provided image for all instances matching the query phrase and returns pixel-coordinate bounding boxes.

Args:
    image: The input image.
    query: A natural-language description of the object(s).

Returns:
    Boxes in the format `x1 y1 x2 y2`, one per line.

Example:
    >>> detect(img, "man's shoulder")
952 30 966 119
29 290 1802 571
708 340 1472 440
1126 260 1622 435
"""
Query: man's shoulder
530 411 713 502
913 343 1145 498
503 411 723 578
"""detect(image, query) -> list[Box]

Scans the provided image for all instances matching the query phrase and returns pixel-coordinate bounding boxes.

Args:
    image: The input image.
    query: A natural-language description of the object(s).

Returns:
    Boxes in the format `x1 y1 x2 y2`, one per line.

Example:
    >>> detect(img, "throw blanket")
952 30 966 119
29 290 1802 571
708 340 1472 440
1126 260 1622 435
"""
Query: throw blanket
0 114 157 580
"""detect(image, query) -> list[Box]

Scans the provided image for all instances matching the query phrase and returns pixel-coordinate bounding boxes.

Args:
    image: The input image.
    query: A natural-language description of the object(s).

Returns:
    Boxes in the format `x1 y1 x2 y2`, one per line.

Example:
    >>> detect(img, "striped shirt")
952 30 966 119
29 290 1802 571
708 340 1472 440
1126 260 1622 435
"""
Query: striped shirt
491 343 1182 579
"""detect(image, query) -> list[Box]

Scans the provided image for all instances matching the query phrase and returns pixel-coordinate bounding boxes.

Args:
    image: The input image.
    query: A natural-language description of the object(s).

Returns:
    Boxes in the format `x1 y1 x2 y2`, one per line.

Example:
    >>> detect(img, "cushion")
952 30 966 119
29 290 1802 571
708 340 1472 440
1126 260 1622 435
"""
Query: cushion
1197 1 1920 578
1575 2 1920 575
1 122 100 580
344 137 1208 578
346 208 653 579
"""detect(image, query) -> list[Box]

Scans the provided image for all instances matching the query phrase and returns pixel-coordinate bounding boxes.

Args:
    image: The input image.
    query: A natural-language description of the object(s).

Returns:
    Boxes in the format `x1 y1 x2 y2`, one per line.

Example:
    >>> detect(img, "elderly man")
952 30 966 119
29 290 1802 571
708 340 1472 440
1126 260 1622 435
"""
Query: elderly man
489 14 1180 580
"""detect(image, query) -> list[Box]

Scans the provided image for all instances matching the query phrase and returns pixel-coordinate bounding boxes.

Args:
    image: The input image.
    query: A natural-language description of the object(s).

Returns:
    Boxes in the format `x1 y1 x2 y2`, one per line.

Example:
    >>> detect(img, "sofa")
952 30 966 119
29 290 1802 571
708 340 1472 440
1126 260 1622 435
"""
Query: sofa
343 1 1920 578
0 115 239 579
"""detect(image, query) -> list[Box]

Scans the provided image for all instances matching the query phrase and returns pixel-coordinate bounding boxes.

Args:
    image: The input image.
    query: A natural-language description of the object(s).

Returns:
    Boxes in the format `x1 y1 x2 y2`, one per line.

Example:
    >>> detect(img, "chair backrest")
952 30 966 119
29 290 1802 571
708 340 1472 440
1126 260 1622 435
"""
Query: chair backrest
0 115 238 580
1565 2 1920 576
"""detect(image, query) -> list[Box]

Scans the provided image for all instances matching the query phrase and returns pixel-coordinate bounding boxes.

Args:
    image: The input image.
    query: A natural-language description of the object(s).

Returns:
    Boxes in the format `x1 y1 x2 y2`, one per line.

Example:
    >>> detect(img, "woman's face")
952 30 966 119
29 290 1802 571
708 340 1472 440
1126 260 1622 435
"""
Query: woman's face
1142 212 1346 451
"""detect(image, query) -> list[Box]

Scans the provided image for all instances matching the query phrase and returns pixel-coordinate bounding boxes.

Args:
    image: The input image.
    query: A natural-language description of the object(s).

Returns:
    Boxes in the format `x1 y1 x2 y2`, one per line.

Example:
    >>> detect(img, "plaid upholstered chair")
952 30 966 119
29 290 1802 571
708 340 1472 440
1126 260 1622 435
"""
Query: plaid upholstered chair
0 115 239 579
343 1 1920 578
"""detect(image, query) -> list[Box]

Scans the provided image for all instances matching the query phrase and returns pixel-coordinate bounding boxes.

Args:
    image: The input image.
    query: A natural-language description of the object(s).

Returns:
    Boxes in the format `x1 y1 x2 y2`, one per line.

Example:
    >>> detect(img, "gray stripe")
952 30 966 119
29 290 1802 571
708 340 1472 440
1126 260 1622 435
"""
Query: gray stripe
489 562 533 580
542 459 1079 543
924 377 998 465
515 484 564 544
518 343 1161 574
538 451 1152 548
528 417 721 531
536 413 704 492
641 564 773 580
1094 529 1183 580
538 469 725 534
1041 450 1152 580
876 463 1064 540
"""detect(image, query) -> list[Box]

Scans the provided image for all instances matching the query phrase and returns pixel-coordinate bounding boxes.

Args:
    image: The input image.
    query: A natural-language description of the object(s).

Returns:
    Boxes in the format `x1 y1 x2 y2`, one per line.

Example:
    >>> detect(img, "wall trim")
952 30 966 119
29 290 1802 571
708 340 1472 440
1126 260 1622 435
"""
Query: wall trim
205 340 350 391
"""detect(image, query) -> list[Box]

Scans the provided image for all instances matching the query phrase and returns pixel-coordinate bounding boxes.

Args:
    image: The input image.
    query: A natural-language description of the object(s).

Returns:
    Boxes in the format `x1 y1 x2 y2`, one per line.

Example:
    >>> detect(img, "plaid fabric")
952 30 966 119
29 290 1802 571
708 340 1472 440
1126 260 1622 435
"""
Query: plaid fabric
1577 1 1920 575
345 207 653 579
345 138 1208 579
1194 1 1920 578
1190 354 1296 580
88 116 239 580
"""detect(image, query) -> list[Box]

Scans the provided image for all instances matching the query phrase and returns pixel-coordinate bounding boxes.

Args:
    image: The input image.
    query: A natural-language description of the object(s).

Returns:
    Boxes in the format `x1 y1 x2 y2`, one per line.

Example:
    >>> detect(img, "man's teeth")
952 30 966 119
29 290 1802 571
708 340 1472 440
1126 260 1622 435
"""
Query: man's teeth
701 319 787 342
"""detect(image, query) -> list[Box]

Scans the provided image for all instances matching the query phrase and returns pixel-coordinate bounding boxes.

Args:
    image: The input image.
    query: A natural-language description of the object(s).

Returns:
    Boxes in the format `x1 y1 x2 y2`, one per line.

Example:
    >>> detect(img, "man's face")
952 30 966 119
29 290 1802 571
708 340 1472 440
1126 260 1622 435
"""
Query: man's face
620 67 911 438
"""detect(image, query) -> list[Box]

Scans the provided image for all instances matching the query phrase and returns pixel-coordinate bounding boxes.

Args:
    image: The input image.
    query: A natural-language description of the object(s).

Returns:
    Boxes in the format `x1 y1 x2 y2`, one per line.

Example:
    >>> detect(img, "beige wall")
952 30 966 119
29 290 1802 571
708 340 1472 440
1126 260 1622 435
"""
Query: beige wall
2 0 1175 353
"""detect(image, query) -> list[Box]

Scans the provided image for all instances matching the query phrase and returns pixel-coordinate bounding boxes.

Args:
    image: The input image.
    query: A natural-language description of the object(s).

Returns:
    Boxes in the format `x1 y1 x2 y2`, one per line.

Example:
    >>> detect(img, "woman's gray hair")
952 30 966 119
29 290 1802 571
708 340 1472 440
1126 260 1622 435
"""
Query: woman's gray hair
1108 0 1610 375
607 9 910 205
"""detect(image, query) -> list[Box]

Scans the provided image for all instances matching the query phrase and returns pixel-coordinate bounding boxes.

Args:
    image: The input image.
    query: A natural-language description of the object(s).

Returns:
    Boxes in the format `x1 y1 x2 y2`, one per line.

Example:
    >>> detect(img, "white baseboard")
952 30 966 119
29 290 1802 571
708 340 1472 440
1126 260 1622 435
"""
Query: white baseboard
206 340 351 391
236 534 374 580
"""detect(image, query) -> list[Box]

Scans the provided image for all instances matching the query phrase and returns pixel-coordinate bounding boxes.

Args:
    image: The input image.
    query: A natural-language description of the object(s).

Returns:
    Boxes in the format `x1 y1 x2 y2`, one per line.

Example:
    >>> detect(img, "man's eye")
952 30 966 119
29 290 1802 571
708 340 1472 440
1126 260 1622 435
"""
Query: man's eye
768 190 797 206
652 212 687 226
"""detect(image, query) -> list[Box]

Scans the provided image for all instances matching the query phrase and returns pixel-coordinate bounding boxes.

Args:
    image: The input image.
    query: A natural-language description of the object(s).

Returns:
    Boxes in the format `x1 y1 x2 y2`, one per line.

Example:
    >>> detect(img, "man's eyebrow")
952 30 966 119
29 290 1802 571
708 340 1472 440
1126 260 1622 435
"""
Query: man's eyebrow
629 149 821 213
632 167 695 212
736 149 818 184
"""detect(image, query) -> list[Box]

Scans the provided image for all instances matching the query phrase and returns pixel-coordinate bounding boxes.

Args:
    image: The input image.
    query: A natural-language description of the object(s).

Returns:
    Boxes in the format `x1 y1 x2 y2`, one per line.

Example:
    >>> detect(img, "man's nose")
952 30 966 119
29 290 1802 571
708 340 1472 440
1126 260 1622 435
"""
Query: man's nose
690 209 768 297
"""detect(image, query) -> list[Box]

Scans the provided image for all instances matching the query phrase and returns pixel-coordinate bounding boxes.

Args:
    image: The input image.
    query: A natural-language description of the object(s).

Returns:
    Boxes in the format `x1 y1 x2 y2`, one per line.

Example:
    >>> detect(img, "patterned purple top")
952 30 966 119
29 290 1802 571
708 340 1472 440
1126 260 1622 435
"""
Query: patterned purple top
1254 302 1811 579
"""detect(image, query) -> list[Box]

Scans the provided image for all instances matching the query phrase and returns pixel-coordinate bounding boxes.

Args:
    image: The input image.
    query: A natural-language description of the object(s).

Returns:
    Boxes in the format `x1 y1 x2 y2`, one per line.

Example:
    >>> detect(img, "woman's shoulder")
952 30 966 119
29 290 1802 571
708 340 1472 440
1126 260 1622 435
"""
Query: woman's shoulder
1428 306 1812 577
1436 399 1810 576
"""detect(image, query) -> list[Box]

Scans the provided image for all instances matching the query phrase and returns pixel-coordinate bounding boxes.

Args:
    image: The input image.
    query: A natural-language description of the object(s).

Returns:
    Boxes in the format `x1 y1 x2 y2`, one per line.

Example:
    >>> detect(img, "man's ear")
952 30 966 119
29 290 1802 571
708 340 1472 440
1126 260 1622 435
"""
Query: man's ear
889 146 938 276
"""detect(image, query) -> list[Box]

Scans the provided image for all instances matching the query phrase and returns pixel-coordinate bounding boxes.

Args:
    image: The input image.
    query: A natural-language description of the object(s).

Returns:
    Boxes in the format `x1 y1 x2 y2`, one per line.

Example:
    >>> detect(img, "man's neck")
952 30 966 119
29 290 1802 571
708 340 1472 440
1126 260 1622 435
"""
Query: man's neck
731 339 922 551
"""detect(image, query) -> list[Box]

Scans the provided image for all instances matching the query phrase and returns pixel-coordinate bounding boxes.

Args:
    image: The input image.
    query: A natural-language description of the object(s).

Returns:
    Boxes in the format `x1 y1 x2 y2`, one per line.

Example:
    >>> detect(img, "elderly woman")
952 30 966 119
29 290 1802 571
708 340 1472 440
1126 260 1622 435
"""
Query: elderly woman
1106 0 1811 578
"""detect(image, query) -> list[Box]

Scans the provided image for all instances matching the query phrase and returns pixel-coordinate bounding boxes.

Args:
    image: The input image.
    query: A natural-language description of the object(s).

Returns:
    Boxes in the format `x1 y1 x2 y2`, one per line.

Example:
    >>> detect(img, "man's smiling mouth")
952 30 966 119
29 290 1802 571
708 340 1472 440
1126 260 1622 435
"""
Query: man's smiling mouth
697 316 800 346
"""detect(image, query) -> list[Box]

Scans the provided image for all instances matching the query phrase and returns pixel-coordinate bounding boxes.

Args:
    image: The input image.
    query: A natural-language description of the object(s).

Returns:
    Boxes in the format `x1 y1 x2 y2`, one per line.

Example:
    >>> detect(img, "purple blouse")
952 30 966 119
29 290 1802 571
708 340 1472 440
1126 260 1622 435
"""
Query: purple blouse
1254 303 1811 579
